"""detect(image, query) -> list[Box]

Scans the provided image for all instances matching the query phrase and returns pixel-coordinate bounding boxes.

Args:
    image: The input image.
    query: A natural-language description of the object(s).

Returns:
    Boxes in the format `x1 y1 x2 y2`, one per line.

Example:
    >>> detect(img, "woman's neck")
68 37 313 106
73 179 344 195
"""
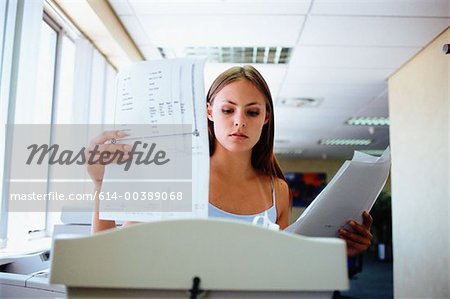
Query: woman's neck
210 145 256 180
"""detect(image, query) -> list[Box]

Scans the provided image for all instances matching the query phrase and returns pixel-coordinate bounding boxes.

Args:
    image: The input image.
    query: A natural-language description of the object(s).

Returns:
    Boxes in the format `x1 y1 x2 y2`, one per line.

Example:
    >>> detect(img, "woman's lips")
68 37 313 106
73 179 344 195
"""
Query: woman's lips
230 132 248 138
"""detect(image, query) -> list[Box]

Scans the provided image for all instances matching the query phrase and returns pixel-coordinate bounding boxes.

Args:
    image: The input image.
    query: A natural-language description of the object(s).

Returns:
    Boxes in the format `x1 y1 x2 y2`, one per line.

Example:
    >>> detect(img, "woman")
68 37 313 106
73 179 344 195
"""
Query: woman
89 65 373 257
206 66 290 229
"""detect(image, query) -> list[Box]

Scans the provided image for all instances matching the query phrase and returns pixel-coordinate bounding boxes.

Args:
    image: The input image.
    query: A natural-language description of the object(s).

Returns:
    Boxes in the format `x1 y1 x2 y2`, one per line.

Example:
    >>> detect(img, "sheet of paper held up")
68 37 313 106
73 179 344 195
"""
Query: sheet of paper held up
285 147 391 237
99 58 209 222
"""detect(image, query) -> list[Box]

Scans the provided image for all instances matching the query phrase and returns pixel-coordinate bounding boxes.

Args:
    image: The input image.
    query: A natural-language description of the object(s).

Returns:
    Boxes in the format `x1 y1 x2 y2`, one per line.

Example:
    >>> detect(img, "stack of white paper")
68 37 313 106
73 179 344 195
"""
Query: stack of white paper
99 58 209 222
285 147 391 237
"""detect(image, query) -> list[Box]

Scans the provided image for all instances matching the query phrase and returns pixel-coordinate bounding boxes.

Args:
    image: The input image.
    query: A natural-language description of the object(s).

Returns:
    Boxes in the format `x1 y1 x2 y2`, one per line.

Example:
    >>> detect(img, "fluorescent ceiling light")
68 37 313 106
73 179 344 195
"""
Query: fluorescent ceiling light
319 139 372 146
158 47 292 64
275 148 303 154
346 117 389 126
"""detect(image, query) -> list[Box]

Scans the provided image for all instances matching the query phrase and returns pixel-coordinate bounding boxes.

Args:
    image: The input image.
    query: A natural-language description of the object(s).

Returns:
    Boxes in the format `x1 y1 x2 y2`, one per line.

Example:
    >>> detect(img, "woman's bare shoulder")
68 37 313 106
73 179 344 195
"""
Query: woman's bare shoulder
273 177 291 229
274 177 290 201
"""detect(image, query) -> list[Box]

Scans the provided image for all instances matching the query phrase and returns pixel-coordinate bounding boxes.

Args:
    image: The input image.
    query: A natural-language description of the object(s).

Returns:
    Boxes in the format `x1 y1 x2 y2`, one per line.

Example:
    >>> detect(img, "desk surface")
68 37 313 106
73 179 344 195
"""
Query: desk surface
0 238 51 266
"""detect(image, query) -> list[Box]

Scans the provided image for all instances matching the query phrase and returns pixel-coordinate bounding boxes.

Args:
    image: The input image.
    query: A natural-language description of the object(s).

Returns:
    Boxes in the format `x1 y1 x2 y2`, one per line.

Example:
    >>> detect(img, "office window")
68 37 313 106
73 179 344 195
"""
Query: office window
7 17 58 241
0 0 16 249
0 1 117 248
54 34 76 124
29 19 56 124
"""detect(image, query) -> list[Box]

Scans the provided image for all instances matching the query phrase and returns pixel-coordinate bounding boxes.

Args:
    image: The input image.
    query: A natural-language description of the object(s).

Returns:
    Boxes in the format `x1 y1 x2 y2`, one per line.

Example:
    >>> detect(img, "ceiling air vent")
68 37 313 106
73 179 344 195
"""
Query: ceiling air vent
158 47 292 64
277 97 322 108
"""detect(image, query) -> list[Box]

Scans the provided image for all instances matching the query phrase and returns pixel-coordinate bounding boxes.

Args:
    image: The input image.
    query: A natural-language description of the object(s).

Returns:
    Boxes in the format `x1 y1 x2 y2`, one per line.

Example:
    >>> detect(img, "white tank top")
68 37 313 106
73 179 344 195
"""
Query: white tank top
208 182 277 223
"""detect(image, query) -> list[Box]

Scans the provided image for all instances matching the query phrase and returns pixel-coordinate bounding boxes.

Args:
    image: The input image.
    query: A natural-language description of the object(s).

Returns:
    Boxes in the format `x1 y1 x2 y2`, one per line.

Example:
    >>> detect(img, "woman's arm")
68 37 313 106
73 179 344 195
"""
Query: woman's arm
92 181 116 232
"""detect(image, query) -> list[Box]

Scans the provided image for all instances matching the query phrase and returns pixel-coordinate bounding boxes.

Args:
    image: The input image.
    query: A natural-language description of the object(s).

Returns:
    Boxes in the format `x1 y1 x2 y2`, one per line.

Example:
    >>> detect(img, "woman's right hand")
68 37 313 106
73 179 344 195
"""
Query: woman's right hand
86 130 131 187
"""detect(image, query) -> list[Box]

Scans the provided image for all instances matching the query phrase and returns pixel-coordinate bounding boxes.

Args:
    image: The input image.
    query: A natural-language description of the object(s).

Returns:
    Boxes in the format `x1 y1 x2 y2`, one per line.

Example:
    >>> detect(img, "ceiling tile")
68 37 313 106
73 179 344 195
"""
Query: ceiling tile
274 130 326 146
289 46 420 69
299 16 450 47
357 93 390 116
283 67 395 85
126 0 312 15
311 0 450 17
136 15 305 47
279 83 386 99
275 107 352 130
318 125 386 140
316 96 374 109
357 105 389 116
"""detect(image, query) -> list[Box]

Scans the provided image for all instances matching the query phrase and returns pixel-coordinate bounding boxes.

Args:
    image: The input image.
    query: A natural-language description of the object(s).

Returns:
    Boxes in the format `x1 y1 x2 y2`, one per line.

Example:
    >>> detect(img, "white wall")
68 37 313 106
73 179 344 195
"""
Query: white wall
388 27 450 298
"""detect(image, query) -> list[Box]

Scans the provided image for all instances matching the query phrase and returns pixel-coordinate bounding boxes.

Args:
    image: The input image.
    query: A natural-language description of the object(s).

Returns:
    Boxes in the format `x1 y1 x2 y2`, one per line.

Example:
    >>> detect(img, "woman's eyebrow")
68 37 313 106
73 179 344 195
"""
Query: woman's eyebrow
245 102 262 107
224 100 262 107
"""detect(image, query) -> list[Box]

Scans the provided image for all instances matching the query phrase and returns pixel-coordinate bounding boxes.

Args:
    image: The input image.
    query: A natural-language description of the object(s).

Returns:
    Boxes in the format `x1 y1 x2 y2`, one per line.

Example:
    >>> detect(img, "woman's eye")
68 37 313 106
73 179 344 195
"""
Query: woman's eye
247 111 260 117
222 108 233 114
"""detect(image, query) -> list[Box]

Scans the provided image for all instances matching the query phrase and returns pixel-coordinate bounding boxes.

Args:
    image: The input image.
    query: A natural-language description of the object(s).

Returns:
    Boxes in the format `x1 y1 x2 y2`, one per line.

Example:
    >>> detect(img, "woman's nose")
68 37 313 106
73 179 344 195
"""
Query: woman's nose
234 112 246 128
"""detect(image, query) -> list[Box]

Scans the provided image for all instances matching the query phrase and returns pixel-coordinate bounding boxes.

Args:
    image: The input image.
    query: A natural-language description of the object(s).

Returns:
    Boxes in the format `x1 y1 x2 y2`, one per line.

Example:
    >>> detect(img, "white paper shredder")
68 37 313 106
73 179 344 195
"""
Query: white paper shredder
50 218 349 298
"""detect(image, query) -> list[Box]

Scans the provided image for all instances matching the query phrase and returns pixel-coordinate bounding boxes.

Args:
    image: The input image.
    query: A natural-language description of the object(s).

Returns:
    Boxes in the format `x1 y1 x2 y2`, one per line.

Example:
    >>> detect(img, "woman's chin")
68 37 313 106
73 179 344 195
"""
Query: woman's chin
224 144 254 154
214 138 257 154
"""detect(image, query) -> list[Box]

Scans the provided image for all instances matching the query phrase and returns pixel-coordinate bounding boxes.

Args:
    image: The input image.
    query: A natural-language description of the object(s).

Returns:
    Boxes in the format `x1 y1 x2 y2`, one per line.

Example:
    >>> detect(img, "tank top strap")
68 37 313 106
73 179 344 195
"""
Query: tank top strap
271 179 276 207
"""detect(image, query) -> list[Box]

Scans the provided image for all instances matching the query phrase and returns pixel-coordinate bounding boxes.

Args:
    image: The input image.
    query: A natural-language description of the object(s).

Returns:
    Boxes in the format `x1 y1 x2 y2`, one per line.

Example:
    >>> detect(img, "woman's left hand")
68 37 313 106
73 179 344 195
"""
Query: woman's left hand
339 211 373 257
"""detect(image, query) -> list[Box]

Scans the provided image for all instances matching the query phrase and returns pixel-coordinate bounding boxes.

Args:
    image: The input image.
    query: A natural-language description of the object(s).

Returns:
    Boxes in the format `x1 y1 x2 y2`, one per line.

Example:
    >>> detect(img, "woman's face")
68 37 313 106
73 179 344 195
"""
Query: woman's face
207 79 269 154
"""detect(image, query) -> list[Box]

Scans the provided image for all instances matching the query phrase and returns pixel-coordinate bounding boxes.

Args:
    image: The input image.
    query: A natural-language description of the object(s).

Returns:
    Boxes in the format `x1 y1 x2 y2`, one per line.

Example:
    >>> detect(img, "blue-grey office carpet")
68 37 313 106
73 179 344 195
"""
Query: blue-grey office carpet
335 253 393 299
